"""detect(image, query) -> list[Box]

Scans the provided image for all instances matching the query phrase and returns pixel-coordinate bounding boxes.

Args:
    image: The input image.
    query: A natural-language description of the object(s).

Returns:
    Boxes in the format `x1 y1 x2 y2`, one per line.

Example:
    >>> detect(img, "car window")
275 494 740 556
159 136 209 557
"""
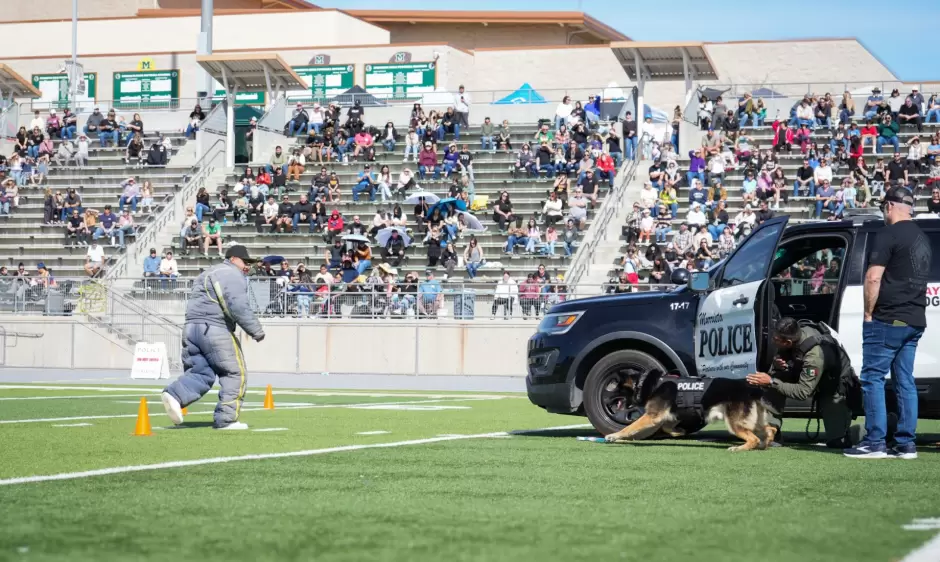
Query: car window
718 222 787 288
771 237 847 296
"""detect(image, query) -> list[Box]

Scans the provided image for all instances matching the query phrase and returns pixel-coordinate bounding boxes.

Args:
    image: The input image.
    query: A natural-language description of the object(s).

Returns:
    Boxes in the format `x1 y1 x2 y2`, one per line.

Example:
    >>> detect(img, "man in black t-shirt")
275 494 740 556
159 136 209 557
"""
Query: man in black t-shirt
845 187 931 460
886 152 907 186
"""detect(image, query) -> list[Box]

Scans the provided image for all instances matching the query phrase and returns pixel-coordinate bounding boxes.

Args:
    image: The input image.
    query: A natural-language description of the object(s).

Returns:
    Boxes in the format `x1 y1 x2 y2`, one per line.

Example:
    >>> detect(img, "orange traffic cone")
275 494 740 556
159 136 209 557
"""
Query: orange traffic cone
263 384 275 410
133 397 153 436
181 407 188 416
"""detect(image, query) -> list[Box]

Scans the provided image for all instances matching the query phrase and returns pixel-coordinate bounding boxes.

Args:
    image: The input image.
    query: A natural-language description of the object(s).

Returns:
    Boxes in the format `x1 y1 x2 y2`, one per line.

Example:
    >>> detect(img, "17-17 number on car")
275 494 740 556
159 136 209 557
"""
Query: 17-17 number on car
670 302 689 311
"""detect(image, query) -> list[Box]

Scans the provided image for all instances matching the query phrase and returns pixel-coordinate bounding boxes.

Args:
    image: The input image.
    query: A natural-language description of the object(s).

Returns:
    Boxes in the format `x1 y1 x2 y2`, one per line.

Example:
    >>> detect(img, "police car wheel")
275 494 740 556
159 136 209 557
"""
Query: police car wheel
583 349 665 436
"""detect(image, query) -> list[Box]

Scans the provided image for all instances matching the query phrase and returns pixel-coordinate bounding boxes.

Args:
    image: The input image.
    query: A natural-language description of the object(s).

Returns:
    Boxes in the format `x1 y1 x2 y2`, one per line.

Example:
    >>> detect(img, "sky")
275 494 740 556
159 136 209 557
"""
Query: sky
313 0 938 82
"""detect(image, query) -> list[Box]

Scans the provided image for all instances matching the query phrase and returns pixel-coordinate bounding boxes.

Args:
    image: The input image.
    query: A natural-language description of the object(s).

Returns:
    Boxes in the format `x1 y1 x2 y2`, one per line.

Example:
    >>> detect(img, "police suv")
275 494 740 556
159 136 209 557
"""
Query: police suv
526 215 940 435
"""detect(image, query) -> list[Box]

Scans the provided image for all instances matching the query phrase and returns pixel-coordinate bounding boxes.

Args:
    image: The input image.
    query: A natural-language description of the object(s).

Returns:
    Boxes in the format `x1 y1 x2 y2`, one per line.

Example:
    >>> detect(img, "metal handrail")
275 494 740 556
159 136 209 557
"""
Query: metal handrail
134 139 225 257
565 141 644 291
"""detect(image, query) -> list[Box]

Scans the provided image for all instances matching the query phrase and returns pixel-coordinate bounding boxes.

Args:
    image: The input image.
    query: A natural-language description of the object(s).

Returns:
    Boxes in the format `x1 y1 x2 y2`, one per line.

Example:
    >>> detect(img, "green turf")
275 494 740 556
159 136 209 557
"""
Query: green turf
0 386 938 562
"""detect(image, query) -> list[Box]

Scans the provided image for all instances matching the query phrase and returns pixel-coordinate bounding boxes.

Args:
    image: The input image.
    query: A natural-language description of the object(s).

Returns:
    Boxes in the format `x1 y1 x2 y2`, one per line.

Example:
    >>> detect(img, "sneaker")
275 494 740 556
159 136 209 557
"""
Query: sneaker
161 392 184 425
843 441 888 459
215 421 249 430
889 443 918 460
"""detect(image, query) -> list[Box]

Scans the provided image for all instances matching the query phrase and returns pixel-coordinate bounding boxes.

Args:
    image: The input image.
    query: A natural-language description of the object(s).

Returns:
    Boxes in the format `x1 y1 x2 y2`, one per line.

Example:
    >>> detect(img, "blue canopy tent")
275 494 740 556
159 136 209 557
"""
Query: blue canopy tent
643 104 669 124
750 87 786 99
492 83 547 105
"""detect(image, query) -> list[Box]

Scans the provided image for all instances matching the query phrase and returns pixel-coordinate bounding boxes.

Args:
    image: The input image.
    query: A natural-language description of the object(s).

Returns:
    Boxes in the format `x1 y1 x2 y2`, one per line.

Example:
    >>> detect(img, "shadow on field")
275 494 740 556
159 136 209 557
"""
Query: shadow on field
510 428 598 438
161 422 216 430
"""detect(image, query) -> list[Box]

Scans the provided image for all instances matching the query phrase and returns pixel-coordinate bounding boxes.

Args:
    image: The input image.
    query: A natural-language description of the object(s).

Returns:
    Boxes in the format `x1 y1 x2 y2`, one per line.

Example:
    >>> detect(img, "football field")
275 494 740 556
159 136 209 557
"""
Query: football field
0 383 938 562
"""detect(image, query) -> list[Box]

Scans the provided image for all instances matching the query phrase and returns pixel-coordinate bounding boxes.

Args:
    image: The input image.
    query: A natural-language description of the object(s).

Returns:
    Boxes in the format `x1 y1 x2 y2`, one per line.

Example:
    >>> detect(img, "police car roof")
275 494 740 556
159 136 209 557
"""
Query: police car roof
786 216 940 236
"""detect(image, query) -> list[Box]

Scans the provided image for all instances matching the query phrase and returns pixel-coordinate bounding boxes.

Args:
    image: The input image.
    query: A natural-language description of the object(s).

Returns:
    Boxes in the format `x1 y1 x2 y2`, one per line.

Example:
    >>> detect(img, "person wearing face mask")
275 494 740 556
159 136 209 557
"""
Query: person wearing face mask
161 245 265 431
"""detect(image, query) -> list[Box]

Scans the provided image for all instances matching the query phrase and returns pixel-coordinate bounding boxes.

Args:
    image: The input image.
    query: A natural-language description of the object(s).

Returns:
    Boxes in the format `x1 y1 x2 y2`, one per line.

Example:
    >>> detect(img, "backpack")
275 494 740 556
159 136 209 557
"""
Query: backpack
794 320 863 416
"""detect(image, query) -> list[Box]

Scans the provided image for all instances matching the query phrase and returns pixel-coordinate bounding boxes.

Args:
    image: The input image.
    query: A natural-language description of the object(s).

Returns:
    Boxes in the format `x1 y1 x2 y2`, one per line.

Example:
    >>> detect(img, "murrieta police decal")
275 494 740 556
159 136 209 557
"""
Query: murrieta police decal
697 312 754 358
677 381 705 391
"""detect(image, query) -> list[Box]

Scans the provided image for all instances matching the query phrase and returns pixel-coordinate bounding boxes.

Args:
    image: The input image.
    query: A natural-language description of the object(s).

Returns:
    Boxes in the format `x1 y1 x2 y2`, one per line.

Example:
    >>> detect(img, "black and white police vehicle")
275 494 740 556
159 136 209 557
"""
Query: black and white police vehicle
527 214 940 435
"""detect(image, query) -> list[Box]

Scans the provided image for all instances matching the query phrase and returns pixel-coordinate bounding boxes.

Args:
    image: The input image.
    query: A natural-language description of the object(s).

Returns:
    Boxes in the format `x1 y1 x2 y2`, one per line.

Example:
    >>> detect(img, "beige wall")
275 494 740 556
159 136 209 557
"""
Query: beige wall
0 11 389 58
0 0 155 22
381 22 603 50
0 317 531 377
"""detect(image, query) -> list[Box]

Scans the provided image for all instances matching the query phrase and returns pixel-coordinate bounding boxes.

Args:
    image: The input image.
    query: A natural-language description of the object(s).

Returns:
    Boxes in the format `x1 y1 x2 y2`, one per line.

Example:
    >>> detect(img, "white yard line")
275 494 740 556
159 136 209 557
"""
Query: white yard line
0 424 587 487
0 394 159 401
356 431 390 435
0 385 520 400
252 428 289 433
0 397 499 425
902 532 940 562
51 423 94 428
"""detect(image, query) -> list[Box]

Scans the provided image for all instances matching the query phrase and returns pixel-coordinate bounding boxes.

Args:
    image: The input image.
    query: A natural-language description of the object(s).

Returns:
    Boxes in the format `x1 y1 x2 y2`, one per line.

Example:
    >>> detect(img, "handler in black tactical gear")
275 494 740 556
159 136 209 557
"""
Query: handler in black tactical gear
746 317 861 448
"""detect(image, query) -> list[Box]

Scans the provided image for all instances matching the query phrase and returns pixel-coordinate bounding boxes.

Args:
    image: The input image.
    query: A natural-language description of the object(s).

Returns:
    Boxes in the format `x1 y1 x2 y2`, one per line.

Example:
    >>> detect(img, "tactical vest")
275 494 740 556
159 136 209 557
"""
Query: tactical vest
633 370 715 413
793 321 863 415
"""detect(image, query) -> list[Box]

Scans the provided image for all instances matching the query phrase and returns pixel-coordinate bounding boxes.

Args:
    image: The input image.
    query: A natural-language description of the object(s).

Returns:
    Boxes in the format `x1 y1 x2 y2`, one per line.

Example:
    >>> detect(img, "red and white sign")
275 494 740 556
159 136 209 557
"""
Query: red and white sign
131 342 170 380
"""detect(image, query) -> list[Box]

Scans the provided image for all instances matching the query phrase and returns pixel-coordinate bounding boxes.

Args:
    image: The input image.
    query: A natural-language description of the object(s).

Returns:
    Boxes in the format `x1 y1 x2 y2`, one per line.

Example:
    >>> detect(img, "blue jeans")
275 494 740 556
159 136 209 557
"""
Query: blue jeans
118 195 138 212
876 136 900 153
184 124 198 138
419 165 441 180
505 235 528 252
815 200 837 218
351 181 375 202
539 164 555 178
61 125 76 140
554 115 567 131
480 136 494 151
307 122 321 135
195 203 212 222
839 109 855 124
405 144 419 159
794 180 815 197
266 164 288 176
707 224 725 241
829 139 849 154
610 151 623 168
624 136 637 160
655 226 671 243
443 161 458 177
382 139 396 151
860 319 923 446
686 170 704 187
563 241 574 256
27 146 39 158
597 169 614 187
816 116 831 128
466 261 482 278
738 112 754 127
292 213 316 233
288 119 307 136
926 108 940 123
790 118 814 129
356 259 372 275
98 130 119 146
863 109 879 120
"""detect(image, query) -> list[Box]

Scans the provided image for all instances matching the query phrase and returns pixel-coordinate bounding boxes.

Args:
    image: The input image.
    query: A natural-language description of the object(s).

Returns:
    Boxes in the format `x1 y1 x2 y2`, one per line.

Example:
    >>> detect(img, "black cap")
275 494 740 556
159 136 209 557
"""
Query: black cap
882 186 914 207
225 245 257 263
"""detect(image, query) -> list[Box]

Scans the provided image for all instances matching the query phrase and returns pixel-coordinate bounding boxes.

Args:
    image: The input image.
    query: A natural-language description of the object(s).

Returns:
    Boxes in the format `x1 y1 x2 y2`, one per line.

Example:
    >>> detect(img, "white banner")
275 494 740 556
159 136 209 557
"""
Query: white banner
131 342 170 380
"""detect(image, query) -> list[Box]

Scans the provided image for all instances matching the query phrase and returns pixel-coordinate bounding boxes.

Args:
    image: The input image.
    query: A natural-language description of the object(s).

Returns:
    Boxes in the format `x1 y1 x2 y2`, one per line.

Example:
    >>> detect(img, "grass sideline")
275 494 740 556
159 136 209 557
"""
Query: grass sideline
0 385 938 562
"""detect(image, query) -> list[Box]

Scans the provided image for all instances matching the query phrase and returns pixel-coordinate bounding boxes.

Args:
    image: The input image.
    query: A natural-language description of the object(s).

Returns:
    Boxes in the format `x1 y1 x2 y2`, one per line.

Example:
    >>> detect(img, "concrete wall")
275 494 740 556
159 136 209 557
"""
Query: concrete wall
0 11 389 58
1 0 155 22
380 22 604 50
0 317 532 376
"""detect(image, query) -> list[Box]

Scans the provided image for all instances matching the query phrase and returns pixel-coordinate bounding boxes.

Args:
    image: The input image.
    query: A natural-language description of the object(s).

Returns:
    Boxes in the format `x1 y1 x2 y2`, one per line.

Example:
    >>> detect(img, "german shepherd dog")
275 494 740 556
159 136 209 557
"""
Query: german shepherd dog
604 370 776 452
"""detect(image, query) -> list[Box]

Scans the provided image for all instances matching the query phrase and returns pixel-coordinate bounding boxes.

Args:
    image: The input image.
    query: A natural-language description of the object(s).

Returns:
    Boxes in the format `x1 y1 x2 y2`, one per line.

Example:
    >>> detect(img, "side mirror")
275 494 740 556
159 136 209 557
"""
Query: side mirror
688 271 710 292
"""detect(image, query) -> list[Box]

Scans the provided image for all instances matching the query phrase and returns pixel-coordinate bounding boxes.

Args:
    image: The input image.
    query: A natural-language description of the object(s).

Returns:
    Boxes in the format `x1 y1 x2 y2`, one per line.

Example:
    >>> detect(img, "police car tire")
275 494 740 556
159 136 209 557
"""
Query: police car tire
583 349 665 436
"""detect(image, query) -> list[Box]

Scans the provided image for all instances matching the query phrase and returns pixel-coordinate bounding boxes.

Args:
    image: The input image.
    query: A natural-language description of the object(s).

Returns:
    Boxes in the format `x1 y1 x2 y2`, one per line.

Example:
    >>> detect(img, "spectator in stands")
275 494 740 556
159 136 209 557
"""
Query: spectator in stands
561 219 577 257
863 88 885 120
596 152 616 188
814 158 833 191
291 194 316 234
756 200 774 224
116 177 139 214
688 179 708 209
838 91 856 125
212 189 231 222
653 204 672 243
898 98 923 132
793 100 815 129
268 145 288 176
402 127 421 163
492 271 518 319
308 103 325 135
440 107 460 141
418 142 441 181
84 241 105 277
417 270 442 317
741 170 757 206
45 110 62 139
84 107 105 138
181 217 202 253
346 100 365 133
454 85 470 130
116 209 135 247
555 96 574 131
568 188 588 231
673 222 694 257
143 248 160 279
814 180 837 218
542 191 563 227
159 250 179 288
659 181 679 218
352 164 377 202
286 149 305 184
202 217 223 257
352 128 375 162
887 152 908 186
324 209 344 243
125 113 145 146
185 104 205 139
288 103 309 137
738 92 758 128
815 93 834 128
26 127 43 159
475 116 496 153
524 219 542 254
126 134 145 167
706 199 730 241
498 120 513 153
92 205 119 247
687 203 707 229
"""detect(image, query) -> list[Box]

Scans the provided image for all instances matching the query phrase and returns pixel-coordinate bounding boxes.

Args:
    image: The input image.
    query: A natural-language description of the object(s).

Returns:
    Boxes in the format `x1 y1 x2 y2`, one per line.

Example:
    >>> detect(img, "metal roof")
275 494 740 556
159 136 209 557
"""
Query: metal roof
0 64 42 99
610 41 718 82
196 53 307 92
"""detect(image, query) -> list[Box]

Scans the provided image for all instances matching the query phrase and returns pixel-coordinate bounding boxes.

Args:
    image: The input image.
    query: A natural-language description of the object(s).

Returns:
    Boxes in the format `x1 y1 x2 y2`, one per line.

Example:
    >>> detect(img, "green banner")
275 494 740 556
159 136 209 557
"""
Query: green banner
363 62 436 100
31 73 97 110
112 70 179 109
212 89 266 106
290 64 355 102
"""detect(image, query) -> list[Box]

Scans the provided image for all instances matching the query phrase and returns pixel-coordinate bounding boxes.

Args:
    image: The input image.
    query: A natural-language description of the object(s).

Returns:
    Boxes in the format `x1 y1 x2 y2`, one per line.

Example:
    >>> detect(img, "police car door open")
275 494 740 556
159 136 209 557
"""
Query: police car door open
696 217 789 379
